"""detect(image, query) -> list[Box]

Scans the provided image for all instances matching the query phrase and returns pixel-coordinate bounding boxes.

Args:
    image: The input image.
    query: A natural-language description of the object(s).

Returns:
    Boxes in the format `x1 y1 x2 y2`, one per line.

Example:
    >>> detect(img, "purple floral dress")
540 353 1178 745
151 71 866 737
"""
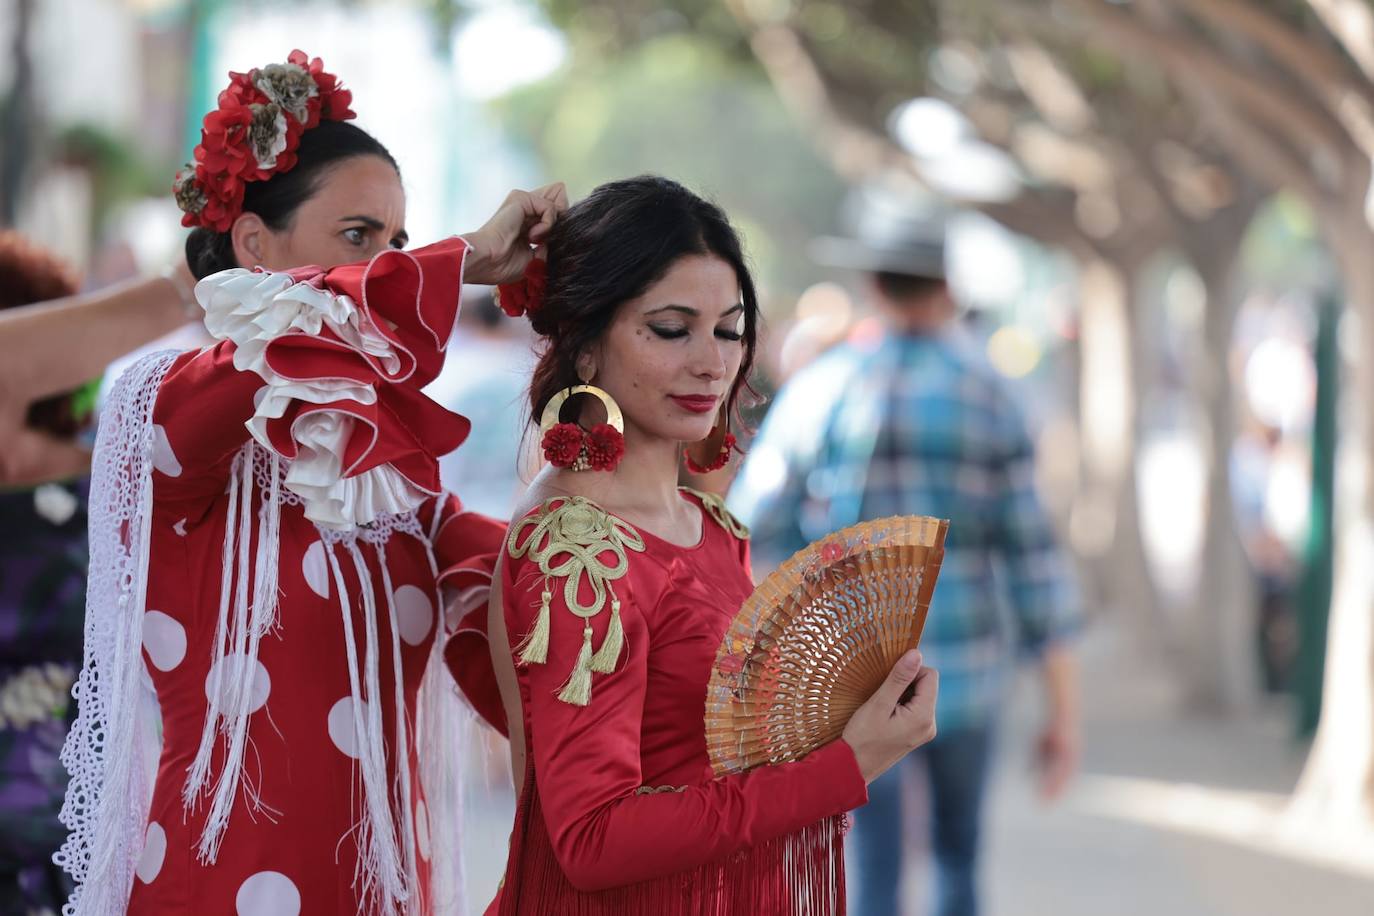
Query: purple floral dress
0 478 87 911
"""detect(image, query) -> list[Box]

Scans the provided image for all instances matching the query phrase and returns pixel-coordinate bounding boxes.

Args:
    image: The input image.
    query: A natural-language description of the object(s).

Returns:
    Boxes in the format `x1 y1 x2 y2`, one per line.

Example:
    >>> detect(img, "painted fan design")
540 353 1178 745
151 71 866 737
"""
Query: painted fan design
705 515 949 776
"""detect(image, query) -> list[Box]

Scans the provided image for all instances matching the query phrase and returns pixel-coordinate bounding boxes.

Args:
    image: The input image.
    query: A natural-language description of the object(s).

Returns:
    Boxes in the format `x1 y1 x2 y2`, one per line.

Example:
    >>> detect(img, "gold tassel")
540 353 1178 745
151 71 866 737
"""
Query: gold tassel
557 626 595 706
517 589 552 665
589 598 624 674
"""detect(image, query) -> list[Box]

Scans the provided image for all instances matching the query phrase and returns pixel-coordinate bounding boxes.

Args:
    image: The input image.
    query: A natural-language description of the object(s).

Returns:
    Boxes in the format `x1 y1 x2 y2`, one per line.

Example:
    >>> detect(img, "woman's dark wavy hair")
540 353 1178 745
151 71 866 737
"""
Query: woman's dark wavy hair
183 120 398 279
529 175 759 435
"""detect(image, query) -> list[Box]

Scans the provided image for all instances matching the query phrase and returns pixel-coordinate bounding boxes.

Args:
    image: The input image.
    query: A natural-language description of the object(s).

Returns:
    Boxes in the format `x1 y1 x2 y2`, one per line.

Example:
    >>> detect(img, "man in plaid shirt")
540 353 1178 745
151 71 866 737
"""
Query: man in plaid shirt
728 205 1081 916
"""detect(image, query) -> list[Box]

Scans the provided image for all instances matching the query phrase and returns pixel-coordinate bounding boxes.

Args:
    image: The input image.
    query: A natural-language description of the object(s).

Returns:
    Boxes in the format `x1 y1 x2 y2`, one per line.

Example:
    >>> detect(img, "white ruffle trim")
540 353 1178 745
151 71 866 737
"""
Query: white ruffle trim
196 268 426 529
282 407 429 528
197 269 401 377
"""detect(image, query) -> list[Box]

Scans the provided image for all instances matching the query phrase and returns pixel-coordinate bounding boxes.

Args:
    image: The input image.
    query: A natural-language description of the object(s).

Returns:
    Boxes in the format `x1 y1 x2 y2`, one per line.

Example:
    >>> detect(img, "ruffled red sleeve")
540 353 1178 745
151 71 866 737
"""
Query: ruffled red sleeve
180 237 473 527
505 522 869 892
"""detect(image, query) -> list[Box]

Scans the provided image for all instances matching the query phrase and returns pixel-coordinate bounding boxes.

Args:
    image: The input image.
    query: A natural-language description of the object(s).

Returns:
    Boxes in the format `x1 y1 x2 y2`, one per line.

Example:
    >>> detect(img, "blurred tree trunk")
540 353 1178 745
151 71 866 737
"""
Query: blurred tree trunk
1071 253 1169 651
0 0 34 224
1187 253 1258 710
1293 232 1374 823
1051 0 1374 818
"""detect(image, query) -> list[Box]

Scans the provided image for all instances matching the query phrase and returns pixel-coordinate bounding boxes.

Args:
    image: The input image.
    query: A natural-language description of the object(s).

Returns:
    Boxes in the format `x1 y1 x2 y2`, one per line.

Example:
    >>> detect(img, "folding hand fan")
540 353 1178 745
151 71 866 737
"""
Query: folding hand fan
705 515 949 776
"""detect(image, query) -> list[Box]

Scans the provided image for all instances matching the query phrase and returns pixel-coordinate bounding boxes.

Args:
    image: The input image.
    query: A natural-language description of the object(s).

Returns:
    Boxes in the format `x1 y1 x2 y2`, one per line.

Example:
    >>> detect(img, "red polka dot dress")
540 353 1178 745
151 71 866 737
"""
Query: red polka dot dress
58 239 502 916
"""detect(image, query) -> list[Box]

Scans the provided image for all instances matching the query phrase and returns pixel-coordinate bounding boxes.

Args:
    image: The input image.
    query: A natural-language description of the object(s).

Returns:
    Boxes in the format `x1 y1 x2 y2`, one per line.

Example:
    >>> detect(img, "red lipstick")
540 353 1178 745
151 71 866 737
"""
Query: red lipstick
670 394 719 414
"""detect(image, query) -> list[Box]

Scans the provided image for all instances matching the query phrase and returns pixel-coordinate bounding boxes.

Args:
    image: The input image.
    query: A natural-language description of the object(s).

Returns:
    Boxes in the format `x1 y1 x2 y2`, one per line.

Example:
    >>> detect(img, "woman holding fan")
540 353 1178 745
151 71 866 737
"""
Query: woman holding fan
468 175 939 914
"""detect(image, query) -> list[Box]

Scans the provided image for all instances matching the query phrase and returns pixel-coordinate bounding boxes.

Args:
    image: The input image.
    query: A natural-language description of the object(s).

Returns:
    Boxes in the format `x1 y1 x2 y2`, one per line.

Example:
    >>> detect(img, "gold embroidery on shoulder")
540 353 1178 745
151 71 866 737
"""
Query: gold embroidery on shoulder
634 784 688 795
507 496 646 705
680 487 750 540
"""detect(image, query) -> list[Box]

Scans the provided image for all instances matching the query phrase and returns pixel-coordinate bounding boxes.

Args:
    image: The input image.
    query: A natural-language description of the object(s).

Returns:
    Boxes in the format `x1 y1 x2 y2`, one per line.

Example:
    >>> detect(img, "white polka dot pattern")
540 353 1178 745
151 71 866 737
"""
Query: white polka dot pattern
235 871 301 915
142 611 187 672
134 822 166 884
393 584 433 646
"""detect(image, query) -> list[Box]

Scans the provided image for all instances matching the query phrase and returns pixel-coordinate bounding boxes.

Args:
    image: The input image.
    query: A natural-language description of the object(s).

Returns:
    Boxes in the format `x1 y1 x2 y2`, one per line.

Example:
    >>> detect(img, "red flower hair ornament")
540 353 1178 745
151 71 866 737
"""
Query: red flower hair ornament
494 256 547 318
173 50 356 233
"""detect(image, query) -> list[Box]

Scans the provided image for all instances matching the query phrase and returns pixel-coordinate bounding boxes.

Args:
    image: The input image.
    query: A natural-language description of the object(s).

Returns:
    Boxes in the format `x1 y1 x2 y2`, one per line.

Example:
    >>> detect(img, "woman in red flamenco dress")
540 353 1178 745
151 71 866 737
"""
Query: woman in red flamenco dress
449 175 939 915
57 50 565 916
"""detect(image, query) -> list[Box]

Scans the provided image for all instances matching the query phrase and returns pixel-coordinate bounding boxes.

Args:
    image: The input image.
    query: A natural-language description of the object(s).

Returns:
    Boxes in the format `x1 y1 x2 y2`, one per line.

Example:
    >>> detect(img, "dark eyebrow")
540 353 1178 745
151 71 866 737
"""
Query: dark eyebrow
340 215 408 246
645 303 745 318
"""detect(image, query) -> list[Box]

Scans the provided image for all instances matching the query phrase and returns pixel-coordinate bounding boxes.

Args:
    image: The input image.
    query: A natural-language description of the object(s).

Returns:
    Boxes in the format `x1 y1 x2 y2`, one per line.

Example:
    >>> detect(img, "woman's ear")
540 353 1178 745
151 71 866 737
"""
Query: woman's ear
230 213 270 269
575 350 597 384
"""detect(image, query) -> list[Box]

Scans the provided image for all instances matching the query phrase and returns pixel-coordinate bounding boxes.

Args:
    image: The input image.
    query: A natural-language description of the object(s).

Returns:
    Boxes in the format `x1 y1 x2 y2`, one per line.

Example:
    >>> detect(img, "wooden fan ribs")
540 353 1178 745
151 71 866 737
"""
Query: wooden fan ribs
705 515 950 776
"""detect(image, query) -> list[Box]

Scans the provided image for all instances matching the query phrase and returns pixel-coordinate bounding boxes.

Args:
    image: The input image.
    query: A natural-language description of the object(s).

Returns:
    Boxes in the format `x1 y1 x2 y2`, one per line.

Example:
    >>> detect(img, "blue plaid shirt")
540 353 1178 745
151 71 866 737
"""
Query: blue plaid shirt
728 326 1081 729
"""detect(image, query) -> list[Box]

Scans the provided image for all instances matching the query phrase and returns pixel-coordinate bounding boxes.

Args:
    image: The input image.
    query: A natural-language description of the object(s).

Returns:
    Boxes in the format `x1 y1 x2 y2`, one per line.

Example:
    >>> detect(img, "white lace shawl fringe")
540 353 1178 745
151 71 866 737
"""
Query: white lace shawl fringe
55 349 179 916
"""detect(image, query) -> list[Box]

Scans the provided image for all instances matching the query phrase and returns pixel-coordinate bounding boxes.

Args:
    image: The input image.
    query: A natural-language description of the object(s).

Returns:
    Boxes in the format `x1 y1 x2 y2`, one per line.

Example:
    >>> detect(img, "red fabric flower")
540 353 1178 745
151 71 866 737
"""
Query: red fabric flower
495 257 547 318
585 423 625 471
289 49 356 125
219 70 268 109
542 423 584 468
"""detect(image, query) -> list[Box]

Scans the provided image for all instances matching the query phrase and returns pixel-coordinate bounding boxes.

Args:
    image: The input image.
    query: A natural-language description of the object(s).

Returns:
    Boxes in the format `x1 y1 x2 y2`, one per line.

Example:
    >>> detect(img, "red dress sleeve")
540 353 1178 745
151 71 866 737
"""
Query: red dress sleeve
420 492 508 735
149 342 265 503
507 533 869 892
153 238 472 526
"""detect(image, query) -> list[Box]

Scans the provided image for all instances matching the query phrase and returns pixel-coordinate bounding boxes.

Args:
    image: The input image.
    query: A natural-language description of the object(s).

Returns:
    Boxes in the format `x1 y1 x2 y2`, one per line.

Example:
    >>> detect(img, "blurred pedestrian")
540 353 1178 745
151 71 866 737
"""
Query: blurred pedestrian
729 200 1082 916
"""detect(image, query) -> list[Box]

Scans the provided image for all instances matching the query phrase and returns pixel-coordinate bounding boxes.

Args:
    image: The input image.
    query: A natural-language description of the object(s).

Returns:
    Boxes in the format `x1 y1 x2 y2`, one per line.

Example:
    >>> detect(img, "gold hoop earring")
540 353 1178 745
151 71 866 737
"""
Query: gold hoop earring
538 385 626 471
684 406 736 474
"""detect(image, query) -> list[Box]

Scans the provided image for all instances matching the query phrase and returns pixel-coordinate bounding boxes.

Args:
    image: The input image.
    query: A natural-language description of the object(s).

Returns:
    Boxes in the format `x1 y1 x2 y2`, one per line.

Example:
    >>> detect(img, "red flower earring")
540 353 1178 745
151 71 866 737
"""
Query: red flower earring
538 384 625 472
684 414 737 474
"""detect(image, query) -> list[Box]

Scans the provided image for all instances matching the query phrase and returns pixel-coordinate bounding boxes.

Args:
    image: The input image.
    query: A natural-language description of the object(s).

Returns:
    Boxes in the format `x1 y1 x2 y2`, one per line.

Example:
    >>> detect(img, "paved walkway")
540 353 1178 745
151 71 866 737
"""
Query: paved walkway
981 627 1373 916
458 624 1374 914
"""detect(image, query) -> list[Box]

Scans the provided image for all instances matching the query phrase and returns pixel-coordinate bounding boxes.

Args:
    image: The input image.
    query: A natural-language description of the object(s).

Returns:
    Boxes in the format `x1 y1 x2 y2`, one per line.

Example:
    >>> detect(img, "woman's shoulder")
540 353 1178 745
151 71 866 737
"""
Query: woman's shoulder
677 486 749 541
504 490 651 587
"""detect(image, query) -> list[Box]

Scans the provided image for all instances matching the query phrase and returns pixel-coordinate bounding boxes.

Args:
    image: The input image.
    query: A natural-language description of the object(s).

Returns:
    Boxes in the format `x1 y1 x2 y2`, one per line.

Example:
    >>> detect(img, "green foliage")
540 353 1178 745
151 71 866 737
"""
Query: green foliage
493 32 847 307
1241 193 1330 291
539 0 751 59
51 124 167 230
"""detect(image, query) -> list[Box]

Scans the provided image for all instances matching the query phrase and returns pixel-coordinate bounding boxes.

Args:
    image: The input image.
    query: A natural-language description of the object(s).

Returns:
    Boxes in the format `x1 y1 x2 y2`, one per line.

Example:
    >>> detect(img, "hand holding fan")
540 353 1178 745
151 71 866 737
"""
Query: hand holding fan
704 515 949 776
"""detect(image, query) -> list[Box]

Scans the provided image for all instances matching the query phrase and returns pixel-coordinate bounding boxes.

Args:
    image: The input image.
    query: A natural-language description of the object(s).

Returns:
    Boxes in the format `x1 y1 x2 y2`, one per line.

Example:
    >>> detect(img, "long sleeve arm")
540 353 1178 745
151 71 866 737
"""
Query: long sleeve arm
509 555 867 892
992 394 1082 654
423 492 508 734
148 342 264 502
151 238 471 523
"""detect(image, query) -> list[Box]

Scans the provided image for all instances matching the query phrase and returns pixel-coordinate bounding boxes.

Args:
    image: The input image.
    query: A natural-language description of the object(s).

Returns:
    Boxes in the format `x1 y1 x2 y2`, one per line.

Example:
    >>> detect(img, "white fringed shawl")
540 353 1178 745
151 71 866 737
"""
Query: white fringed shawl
58 263 473 915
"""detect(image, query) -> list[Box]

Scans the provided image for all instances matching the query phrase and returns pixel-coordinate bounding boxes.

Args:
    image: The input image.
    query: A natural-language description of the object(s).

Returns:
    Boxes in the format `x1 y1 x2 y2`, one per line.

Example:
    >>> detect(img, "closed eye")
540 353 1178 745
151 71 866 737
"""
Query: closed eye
649 324 688 340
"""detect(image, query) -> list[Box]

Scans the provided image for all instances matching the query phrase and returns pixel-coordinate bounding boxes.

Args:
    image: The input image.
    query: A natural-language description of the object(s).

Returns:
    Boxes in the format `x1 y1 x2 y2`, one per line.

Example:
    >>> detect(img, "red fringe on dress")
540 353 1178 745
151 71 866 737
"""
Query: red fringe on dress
492 769 848 916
